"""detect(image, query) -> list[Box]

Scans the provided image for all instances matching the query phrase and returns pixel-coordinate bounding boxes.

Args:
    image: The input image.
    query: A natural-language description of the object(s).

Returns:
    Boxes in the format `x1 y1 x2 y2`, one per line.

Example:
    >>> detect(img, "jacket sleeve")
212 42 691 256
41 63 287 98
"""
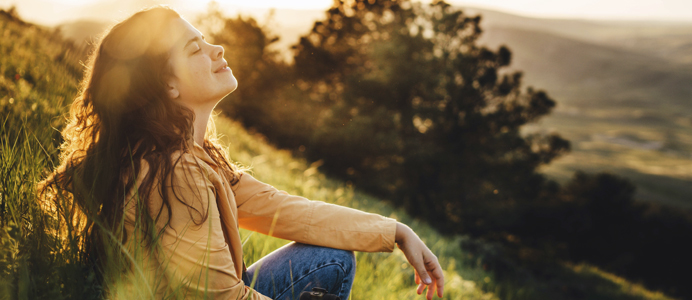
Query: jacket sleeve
151 154 272 300
233 173 398 253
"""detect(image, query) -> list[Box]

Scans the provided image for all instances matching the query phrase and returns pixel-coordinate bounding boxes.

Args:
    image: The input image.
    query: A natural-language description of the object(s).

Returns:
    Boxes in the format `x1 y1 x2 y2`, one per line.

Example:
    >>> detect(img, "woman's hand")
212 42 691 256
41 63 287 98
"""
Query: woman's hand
395 222 444 299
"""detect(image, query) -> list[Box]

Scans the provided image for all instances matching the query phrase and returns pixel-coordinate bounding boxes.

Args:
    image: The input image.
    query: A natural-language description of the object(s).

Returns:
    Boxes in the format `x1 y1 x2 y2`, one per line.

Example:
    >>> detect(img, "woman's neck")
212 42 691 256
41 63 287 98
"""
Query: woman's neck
191 104 214 146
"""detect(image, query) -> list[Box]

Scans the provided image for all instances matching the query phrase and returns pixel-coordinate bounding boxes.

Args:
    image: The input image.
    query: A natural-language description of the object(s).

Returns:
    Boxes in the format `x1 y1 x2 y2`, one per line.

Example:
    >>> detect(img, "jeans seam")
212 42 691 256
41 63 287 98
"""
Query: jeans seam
341 255 355 300
338 267 350 300
274 262 347 299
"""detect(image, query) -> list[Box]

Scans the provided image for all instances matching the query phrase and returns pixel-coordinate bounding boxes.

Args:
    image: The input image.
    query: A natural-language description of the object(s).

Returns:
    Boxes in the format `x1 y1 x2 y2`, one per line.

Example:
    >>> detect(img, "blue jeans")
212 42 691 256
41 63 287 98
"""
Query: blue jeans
243 242 356 300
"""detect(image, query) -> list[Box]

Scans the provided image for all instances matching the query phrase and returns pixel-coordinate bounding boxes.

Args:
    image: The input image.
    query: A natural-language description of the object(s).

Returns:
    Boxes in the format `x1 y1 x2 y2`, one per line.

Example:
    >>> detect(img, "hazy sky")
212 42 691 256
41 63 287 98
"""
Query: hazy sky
2 0 691 26
212 0 692 21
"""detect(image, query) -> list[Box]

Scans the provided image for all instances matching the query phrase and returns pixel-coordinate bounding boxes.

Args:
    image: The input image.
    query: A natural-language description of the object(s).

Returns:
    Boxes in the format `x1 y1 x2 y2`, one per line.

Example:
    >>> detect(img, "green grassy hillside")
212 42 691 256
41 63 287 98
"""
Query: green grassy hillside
0 9 680 300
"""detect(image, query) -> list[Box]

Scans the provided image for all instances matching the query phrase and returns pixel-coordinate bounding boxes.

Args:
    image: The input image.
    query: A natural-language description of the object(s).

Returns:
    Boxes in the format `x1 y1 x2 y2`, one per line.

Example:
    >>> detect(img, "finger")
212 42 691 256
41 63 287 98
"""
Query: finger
437 277 444 298
417 282 425 295
430 263 445 297
412 256 432 285
426 280 435 300
423 255 441 285
415 270 421 285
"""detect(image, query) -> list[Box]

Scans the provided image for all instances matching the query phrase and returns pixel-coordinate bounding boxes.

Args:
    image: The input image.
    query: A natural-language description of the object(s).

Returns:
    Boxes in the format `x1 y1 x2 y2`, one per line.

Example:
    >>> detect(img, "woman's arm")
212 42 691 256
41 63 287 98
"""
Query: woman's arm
396 222 445 300
234 173 398 253
233 173 444 298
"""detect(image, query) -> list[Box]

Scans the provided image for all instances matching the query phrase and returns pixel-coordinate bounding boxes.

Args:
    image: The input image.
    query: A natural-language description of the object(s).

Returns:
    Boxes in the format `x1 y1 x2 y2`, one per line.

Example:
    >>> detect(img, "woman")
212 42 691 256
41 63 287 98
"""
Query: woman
42 6 444 300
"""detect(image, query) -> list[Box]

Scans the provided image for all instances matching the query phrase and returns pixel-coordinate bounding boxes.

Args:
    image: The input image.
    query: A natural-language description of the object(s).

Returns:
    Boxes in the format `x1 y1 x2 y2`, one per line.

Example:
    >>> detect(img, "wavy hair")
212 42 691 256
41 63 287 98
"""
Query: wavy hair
39 5 241 278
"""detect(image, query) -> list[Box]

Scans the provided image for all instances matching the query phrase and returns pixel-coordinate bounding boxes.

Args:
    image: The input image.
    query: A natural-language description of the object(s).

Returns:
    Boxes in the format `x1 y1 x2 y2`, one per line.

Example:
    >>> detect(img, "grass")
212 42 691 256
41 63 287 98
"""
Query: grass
213 116 498 300
0 8 682 300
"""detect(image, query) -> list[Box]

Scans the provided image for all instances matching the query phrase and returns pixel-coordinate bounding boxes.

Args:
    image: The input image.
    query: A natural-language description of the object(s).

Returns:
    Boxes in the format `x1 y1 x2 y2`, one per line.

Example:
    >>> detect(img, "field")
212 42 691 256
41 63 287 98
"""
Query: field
0 8 683 300
473 10 692 209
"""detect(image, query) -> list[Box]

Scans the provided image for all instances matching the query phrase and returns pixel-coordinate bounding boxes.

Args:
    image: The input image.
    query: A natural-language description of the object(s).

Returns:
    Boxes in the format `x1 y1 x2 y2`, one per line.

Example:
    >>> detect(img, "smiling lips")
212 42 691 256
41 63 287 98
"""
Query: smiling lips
214 62 230 73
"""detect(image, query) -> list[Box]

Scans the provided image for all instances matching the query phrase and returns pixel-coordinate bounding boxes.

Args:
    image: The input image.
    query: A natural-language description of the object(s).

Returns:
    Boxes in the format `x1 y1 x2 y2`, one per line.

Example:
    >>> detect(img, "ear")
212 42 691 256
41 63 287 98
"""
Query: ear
166 77 180 99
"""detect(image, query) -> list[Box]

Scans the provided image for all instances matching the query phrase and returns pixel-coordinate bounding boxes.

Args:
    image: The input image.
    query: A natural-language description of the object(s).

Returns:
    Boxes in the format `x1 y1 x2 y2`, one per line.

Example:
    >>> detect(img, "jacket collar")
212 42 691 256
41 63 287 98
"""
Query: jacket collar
191 140 218 167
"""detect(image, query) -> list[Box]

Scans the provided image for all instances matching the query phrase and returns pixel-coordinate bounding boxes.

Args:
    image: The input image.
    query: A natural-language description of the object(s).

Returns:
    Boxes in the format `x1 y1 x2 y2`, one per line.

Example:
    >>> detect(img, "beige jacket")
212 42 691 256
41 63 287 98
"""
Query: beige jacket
124 142 398 299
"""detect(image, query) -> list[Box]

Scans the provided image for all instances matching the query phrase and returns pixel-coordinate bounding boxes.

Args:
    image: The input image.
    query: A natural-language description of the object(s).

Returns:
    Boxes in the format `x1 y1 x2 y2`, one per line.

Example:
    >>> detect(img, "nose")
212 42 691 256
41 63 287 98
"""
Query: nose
212 44 224 60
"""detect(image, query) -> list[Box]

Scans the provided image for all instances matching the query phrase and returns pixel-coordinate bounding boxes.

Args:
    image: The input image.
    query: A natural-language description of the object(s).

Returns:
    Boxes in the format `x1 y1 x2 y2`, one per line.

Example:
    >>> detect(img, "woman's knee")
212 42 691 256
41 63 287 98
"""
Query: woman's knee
264 245 357 300
339 249 356 276
321 247 356 278
321 249 355 299
290 243 355 274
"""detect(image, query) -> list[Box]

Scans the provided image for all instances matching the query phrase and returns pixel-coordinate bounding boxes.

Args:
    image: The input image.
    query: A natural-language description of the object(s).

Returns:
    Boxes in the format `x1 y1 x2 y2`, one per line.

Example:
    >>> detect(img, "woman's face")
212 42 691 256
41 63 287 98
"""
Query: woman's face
164 17 237 109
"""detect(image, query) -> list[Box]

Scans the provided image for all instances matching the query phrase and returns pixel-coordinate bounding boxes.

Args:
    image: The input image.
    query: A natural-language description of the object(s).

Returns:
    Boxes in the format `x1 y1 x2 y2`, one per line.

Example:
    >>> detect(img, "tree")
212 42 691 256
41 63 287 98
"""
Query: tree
290 0 569 233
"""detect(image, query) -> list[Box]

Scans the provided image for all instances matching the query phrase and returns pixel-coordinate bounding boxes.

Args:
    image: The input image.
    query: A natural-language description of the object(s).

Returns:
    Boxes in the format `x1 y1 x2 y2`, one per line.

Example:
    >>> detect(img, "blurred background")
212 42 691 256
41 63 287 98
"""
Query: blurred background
1 0 691 299
8 0 691 207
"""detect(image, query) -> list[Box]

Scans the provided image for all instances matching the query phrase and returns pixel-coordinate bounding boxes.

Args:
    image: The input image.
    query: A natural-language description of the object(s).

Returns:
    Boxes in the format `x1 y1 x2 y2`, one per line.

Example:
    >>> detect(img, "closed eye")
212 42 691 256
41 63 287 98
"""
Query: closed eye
190 43 201 55
184 35 205 53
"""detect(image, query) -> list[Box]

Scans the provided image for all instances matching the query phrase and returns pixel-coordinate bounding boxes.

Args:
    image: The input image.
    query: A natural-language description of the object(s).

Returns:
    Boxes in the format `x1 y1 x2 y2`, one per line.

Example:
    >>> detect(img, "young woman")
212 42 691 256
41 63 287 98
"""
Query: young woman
42 6 444 300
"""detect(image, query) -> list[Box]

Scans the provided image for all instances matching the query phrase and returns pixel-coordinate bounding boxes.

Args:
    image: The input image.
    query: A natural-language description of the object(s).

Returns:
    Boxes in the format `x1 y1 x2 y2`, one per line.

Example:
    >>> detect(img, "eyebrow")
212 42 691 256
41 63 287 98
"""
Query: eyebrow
183 35 205 50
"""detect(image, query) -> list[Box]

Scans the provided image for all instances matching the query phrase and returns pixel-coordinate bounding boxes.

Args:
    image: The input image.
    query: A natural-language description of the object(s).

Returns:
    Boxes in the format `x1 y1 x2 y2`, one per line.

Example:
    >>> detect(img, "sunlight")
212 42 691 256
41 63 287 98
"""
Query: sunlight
4 0 691 27
454 0 692 21
215 0 331 10
42 0 94 5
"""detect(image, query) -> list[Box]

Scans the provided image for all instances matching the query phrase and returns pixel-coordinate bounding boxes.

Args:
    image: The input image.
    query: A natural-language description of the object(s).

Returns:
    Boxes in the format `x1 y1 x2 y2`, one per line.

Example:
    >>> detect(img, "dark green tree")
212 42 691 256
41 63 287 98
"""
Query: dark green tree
291 0 569 233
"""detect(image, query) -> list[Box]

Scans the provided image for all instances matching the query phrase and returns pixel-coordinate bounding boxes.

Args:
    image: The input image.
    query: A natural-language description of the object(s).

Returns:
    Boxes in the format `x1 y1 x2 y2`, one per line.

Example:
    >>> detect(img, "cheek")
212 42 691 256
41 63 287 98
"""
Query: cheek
178 62 206 90
189 60 211 84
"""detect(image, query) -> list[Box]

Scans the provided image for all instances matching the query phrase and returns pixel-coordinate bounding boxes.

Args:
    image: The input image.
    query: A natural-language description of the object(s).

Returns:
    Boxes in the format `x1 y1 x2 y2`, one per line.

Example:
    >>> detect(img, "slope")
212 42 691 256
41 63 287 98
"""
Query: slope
464 6 692 65
478 26 692 112
477 25 692 207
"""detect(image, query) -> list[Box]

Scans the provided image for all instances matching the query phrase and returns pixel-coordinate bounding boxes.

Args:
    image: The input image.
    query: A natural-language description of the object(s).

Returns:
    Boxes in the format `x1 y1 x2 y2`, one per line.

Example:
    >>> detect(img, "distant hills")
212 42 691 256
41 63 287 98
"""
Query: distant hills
470 7 692 112
463 7 692 63
480 24 692 111
57 19 109 47
456 8 692 207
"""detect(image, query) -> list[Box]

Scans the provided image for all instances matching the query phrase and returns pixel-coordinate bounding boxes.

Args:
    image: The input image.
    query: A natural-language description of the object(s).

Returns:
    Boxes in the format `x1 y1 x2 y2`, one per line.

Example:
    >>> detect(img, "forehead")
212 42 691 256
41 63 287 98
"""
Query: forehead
159 17 202 51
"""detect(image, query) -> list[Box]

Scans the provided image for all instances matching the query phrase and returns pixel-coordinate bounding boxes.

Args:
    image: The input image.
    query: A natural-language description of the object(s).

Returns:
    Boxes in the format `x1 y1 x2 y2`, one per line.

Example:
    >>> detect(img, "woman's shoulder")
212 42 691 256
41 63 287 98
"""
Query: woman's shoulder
132 148 215 182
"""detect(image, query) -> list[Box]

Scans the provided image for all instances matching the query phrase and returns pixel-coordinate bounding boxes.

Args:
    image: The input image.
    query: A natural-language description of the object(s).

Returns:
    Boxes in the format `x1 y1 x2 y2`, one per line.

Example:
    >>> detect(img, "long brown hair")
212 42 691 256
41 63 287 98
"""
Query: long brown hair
39 5 240 277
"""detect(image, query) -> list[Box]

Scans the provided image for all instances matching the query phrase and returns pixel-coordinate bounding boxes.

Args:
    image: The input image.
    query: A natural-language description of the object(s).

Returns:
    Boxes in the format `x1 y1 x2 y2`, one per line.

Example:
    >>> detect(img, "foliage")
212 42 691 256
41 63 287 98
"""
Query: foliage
215 0 572 234
213 0 571 235
539 172 692 298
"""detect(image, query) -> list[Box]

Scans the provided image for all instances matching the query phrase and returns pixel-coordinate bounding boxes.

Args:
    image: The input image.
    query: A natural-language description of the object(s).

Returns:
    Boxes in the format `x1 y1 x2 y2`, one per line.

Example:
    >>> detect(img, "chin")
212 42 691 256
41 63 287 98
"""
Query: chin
231 76 238 91
227 78 238 94
226 73 238 91
219 78 238 99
